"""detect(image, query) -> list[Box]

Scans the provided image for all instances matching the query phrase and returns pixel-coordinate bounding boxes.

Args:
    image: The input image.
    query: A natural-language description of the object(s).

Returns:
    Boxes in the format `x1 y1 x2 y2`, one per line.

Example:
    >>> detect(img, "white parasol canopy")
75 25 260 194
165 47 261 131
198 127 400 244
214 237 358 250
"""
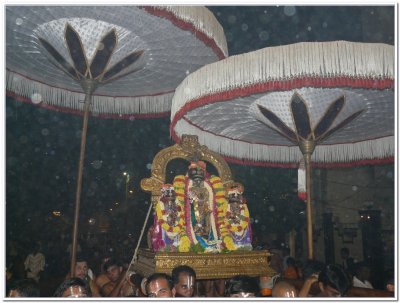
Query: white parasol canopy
170 41 394 168
6 5 228 276
6 5 228 117
170 40 394 259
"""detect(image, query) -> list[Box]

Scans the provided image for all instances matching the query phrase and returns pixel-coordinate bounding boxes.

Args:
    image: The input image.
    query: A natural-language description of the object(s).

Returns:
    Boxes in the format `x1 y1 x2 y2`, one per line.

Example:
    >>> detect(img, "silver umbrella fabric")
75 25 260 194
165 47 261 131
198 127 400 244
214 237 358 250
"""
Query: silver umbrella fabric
6 6 228 117
170 41 394 258
171 41 394 168
6 5 228 275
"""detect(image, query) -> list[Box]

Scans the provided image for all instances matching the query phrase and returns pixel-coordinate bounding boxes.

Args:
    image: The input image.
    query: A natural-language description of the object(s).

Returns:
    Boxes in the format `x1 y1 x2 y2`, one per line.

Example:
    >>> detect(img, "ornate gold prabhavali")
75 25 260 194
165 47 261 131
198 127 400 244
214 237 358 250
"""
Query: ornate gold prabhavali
141 134 234 206
135 134 275 279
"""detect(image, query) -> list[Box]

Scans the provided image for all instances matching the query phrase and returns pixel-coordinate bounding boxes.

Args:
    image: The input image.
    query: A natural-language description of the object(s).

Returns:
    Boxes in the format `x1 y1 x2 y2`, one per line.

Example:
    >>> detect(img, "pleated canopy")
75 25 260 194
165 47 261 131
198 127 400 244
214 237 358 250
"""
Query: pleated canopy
171 41 394 168
6 6 228 118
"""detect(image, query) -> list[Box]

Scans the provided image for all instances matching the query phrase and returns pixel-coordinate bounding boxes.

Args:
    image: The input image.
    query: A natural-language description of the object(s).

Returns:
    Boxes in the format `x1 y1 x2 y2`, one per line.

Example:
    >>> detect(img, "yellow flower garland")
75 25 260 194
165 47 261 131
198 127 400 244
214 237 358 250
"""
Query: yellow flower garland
223 235 236 250
210 176 237 251
173 174 237 252
217 199 236 252
178 233 190 252
155 199 185 234
225 205 250 233
173 176 191 252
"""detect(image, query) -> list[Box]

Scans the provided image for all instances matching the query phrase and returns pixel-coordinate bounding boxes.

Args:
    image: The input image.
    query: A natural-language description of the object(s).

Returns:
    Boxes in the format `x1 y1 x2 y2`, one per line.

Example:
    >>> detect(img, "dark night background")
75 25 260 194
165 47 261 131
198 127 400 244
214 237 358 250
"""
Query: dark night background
5 5 395 289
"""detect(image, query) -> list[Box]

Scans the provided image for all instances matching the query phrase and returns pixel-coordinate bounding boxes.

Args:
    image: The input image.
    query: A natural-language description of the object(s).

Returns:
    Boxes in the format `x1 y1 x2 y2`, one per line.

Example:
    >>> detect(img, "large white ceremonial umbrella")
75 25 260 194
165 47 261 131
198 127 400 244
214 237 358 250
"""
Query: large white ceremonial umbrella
6 5 228 274
170 41 394 258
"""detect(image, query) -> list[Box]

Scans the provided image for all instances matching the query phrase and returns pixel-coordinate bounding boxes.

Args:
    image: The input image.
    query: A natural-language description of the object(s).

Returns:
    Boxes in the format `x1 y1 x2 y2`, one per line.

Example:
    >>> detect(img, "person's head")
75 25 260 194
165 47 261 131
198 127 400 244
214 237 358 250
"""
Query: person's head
129 272 143 287
226 183 244 204
295 260 304 278
53 278 91 297
286 257 296 267
283 257 299 279
225 275 260 297
385 278 394 292
318 264 350 297
188 161 206 182
172 265 196 297
146 273 175 298
126 272 144 296
272 280 298 297
269 249 284 272
74 254 89 280
8 279 40 297
259 275 274 296
340 247 350 259
354 262 371 282
103 258 123 282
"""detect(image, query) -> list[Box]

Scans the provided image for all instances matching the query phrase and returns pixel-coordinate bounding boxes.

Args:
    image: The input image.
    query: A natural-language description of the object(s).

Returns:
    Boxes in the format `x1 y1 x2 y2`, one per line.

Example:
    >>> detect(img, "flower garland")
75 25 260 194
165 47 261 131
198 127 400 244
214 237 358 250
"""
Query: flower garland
225 204 250 233
209 176 236 251
173 175 193 243
178 233 190 252
173 174 237 252
155 199 185 234
184 176 220 246
173 176 192 253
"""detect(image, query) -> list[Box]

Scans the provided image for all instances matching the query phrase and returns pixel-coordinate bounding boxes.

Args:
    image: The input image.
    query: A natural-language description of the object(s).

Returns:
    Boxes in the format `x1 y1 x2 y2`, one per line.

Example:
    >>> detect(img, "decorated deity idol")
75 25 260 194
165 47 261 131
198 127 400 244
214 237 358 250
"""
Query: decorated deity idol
173 161 235 252
151 184 190 252
224 183 252 250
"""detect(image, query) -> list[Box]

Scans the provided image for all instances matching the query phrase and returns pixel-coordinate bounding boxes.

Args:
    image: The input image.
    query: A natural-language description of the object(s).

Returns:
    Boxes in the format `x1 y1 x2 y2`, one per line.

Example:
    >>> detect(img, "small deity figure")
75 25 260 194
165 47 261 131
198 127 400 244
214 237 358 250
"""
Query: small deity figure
173 161 235 252
151 184 187 252
187 165 212 238
224 183 252 250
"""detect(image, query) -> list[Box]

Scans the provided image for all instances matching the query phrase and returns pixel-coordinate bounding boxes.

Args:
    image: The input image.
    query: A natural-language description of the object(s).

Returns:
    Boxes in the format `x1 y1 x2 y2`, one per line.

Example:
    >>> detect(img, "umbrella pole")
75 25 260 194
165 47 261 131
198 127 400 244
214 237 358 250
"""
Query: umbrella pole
299 140 316 260
70 81 96 276
304 153 313 259
126 201 153 277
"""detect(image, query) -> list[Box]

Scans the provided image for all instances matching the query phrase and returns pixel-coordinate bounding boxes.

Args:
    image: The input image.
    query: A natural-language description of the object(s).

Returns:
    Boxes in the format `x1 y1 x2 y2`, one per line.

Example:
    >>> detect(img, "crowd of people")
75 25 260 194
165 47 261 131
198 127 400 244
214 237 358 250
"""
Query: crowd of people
5 163 394 298
6 241 395 298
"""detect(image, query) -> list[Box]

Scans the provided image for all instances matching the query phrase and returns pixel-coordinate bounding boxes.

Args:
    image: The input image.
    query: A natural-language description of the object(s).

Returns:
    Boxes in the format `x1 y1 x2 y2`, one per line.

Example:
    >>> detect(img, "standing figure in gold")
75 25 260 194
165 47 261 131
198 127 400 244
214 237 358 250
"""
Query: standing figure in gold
173 161 235 252
187 167 211 237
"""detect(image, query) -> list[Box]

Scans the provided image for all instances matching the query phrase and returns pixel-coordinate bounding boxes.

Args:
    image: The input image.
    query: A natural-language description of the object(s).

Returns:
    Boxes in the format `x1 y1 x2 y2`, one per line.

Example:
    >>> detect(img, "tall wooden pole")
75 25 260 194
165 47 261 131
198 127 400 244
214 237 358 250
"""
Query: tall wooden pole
70 80 96 276
299 140 316 260
304 153 313 259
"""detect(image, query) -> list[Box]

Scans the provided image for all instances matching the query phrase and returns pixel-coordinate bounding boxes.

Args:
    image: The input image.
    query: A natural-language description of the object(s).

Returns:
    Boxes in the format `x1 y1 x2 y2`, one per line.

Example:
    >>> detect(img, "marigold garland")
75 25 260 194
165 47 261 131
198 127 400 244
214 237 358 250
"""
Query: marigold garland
178 234 190 252
156 199 185 234
222 235 236 251
225 205 250 233
173 174 238 252
210 176 237 251
174 175 195 245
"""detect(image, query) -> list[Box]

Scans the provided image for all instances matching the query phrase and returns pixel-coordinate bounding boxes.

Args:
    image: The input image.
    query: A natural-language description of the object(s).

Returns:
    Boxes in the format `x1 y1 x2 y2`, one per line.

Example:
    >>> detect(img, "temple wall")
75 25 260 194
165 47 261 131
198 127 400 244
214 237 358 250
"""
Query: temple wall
311 164 394 265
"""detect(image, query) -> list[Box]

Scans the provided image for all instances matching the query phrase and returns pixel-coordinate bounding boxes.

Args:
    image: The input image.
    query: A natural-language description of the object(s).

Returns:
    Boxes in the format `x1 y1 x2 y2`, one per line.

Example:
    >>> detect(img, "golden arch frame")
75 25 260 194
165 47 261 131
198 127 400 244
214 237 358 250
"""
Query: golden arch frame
141 134 234 206
135 134 274 280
